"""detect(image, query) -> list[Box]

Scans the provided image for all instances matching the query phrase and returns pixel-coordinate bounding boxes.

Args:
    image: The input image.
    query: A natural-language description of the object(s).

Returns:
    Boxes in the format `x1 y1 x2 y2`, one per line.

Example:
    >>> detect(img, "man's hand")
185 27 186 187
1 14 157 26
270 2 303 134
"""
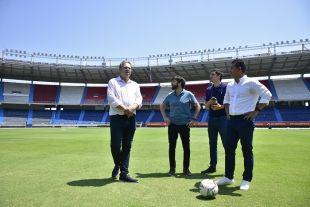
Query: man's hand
164 117 171 126
124 109 134 118
244 111 259 121
187 120 197 128
206 99 217 106
211 104 223 111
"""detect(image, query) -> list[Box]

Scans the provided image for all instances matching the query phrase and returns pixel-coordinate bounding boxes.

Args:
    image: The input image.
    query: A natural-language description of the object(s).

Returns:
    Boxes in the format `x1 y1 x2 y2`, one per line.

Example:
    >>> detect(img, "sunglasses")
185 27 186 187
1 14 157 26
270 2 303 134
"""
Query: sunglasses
123 66 132 70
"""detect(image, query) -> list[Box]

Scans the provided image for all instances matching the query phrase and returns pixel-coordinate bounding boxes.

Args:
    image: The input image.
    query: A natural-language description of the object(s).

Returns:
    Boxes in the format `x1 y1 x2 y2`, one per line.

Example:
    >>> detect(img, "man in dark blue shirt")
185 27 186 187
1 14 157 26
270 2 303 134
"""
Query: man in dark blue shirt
201 69 227 174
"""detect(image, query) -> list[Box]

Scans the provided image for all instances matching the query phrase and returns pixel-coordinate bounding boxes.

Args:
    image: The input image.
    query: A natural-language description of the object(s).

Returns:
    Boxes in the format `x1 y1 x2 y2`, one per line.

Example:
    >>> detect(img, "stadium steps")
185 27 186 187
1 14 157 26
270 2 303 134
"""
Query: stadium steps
273 108 283 122
151 86 161 104
0 109 4 125
268 79 279 100
153 87 173 105
201 110 209 122
80 87 87 105
146 110 156 123
79 110 85 123
28 84 34 104
51 111 57 124
27 109 33 127
302 78 310 92
56 85 61 104
101 111 109 123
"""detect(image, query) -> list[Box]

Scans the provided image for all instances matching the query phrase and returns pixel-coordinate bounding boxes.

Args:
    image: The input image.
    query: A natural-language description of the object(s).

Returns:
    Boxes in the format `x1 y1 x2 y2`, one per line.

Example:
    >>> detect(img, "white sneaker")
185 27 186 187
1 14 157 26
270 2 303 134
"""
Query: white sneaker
240 180 250 190
216 177 234 185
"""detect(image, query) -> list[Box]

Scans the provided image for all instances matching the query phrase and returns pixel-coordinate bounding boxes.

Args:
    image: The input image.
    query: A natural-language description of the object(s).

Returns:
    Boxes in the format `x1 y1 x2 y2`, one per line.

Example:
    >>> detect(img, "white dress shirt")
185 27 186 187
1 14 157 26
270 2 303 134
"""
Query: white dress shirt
223 75 272 115
107 76 143 116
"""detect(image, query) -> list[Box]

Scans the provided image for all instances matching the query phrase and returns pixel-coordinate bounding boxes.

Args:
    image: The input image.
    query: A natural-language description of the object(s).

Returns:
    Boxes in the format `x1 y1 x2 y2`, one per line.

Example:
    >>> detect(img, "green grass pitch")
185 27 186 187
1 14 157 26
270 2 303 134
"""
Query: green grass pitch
0 128 309 207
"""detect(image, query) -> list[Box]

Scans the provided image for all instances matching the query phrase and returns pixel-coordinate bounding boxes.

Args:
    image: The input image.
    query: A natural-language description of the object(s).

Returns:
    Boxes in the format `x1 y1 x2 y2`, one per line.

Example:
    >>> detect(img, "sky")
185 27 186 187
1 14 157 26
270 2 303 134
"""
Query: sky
0 0 309 59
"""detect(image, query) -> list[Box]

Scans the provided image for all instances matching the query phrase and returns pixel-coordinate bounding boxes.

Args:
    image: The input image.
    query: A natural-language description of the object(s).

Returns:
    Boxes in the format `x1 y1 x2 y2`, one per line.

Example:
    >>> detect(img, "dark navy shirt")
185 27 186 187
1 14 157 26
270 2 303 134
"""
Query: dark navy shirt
205 83 227 117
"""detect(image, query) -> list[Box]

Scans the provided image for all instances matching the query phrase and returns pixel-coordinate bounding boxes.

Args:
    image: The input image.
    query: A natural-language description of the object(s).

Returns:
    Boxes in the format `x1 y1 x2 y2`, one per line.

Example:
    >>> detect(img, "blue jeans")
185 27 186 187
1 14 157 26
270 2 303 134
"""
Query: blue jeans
207 116 227 168
110 115 136 175
225 115 255 181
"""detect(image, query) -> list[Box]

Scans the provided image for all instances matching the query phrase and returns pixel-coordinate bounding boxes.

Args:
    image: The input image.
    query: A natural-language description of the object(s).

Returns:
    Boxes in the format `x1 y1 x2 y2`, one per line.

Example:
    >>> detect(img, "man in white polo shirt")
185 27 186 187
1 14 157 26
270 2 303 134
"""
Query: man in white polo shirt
216 59 272 190
107 60 142 183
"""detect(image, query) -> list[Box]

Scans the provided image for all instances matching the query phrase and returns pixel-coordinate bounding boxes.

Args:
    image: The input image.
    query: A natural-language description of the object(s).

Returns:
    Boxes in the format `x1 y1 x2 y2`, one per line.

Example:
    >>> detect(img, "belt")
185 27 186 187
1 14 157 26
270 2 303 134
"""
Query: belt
229 114 246 120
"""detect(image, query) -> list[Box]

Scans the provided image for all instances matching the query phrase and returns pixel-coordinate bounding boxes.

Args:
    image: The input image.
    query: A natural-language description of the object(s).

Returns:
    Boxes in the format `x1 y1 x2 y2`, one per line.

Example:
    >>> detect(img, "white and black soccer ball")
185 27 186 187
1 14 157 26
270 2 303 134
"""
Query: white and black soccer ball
199 179 219 198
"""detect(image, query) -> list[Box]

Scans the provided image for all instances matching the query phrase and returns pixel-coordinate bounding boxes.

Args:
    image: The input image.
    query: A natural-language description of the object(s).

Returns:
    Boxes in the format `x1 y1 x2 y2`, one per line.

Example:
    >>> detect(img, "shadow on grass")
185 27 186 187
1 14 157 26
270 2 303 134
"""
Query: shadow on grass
67 178 116 187
190 182 242 198
136 172 223 180
196 195 217 201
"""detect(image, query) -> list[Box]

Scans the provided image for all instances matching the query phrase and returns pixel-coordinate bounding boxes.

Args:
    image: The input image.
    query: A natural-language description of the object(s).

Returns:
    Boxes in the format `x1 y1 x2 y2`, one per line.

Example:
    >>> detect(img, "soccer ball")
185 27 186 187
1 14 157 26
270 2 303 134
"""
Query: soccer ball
199 179 219 198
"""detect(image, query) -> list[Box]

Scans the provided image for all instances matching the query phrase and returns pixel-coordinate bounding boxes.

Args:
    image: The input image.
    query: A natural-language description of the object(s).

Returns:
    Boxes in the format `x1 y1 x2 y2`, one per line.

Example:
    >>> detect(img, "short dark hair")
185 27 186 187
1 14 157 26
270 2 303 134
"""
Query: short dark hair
210 69 223 81
231 59 246 73
119 60 132 70
171 75 186 88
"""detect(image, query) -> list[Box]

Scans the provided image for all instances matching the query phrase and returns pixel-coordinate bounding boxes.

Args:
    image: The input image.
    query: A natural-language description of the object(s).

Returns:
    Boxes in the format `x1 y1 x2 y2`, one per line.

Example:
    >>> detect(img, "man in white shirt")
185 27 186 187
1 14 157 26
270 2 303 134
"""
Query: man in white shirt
216 59 272 190
107 60 142 183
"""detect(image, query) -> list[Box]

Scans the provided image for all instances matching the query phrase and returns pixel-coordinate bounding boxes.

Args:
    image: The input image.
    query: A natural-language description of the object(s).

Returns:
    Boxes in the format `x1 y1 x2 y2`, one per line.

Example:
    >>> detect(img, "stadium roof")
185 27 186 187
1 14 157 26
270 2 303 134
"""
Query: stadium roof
1 41 310 84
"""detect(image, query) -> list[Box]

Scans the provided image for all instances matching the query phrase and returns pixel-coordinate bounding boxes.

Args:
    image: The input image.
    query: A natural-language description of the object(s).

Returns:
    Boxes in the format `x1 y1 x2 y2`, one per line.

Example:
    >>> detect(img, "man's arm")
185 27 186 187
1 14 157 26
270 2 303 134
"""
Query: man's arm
126 84 143 117
188 102 201 127
223 85 230 119
244 80 272 121
107 80 127 112
160 103 171 125
193 102 201 120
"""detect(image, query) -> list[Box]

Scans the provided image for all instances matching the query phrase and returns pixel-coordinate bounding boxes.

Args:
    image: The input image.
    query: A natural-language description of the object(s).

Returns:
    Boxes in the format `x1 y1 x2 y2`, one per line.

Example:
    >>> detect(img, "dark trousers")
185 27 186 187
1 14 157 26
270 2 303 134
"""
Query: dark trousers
110 115 136 175
207 116 227 168
225 115 254 182
168 123 190 170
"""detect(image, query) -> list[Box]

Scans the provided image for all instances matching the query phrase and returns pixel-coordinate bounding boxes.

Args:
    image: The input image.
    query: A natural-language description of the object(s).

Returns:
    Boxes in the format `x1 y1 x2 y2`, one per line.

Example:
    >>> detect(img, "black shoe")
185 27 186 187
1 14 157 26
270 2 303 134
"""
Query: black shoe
183 169 192 176
201 166 216 174
111 165 120 179
168 169 175 176
119 174 139 183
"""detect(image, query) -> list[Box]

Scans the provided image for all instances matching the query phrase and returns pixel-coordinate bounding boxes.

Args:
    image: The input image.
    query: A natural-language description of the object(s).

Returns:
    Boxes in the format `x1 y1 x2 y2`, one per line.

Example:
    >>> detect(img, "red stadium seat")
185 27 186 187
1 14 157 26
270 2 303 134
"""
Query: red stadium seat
140 86 157 104
185 83 208 103
33 85 58 103
259 80 272 91
84 87 107 104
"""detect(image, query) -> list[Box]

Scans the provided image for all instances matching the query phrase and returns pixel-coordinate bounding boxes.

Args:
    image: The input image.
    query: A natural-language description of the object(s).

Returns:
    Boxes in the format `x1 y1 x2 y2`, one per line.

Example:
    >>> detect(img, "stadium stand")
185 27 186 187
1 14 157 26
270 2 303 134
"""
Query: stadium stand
58 86 84 105
303 78 310 91
83 87 107 104
3 82 30 104
272 78 310 100
82 110 105 123
259 80 272 91
135 110 152 123
140 86 158 104
33 84 58 104
153 87 173 105
2 109 28 127
32 110 53 125
56 110 81 124
185 83 209 103
0 82 3 102
279 106 310 121
1 106 310 127
254 107 278 122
